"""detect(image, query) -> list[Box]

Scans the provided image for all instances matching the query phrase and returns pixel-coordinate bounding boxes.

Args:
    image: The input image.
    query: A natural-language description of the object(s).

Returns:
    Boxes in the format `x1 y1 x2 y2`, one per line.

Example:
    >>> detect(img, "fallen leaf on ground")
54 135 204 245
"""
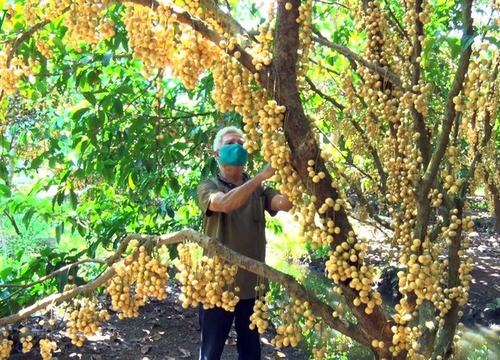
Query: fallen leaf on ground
178 347 191 357
141 345 152 354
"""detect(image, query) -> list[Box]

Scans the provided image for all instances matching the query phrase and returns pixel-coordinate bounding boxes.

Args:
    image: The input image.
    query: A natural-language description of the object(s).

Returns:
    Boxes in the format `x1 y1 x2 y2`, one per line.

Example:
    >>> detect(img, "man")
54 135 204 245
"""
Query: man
197 126 292 360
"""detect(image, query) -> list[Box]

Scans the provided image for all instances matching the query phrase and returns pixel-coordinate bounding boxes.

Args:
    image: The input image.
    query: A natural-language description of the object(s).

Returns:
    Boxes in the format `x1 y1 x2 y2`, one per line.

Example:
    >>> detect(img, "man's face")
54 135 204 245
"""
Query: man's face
216 132 244 159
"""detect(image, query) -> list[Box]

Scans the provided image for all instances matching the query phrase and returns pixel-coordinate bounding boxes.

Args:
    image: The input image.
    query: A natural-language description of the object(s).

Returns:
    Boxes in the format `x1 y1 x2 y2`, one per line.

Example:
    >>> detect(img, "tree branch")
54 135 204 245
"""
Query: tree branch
420 0 474 197
311 35 402 89
2 209 21 236
0 229 368 346
0 259 106 289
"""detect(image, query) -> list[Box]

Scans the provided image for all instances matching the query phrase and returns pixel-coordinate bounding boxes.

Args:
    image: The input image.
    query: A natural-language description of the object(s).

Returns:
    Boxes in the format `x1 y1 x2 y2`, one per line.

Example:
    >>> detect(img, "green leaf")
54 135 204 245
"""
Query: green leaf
88 114 102 132
102 50 114 66
69 190 78 210
55 222 64 243
72 107 90 121
461 34 475 51
55 188 66 206
113 97 123 117
30 156 44 169
52 36 65 51
0 183 11 197
115 85 134 95
22 208 35 227
82 92 97 106
128 173 136 190
485 35 500 49
79 56 92 65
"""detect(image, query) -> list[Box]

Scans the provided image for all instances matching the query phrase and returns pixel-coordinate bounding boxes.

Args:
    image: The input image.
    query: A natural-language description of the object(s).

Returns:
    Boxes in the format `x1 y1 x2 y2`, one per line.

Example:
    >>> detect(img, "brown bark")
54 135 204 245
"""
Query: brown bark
0 230 364 345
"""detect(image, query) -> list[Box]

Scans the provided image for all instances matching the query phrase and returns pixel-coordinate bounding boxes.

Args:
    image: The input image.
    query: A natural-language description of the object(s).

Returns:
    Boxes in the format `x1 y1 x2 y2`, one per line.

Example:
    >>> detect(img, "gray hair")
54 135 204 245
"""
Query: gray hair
213 126 244 151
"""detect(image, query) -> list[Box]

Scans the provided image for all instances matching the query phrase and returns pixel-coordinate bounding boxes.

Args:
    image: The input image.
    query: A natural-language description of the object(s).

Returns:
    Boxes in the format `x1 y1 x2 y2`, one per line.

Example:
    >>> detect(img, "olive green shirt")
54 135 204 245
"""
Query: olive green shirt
197 173 278 299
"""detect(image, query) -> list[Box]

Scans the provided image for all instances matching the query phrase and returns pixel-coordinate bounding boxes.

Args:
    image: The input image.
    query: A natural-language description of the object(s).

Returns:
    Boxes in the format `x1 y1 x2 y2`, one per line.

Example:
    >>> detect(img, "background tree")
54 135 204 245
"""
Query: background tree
0 0 499 359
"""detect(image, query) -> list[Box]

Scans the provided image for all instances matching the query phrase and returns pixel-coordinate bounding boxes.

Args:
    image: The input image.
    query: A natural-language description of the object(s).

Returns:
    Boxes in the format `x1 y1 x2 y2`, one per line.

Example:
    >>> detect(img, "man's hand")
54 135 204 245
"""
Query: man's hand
258 163 276 181
208 163 276 214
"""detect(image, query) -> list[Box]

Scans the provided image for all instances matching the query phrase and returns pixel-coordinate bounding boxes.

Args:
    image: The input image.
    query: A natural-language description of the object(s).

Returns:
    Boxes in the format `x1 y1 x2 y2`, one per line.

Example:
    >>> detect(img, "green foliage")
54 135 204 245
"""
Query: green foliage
0 0 498 358
466 345 490 360
305 242 331 261
0 8 224 314
468 195 489 211
485 297 500 312
0 246 91 318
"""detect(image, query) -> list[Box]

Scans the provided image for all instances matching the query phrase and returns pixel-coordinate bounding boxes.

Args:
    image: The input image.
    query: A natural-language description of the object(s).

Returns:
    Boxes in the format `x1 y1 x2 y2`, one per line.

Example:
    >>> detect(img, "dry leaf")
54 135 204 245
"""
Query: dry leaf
141 345 152 354
151 332 162 341
178 347 191 358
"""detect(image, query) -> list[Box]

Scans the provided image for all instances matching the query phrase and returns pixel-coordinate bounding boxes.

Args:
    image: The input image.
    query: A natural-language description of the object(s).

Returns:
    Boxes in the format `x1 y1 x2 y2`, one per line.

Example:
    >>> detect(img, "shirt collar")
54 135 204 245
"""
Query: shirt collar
216 172 250 188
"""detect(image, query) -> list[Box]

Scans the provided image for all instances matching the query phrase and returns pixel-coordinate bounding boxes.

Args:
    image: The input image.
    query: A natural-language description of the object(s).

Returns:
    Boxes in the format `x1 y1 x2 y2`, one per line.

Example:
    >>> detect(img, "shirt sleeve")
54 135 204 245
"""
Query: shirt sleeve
264 186 279 217
197 179 221 216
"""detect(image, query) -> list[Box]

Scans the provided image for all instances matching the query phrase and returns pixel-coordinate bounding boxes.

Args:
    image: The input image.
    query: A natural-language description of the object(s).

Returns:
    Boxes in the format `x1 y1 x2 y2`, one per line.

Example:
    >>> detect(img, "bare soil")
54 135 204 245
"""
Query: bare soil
6 210 500 360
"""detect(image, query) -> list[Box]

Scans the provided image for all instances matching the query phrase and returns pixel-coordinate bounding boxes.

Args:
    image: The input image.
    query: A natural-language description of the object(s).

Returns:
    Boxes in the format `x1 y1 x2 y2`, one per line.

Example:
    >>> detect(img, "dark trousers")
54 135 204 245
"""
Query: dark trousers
199 298 261 360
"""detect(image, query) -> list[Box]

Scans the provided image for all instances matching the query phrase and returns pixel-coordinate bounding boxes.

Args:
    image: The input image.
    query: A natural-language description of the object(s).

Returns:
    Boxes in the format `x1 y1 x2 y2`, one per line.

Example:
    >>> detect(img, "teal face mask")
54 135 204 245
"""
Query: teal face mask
218 143 248 166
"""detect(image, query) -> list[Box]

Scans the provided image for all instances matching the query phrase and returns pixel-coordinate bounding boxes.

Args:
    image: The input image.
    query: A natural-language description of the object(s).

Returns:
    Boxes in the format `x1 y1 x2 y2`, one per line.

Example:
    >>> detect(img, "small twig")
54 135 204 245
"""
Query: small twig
2 209 21 236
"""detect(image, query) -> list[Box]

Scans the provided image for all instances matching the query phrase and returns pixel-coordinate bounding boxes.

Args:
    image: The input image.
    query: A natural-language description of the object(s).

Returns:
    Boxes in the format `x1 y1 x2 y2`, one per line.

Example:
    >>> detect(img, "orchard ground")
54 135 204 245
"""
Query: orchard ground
6 206 500 360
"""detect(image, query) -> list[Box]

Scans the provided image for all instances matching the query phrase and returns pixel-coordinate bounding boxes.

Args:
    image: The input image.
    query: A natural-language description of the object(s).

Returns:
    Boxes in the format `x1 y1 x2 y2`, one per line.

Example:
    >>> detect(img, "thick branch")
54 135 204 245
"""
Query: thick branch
411 0 432 166
431 4 475 356
420 0 474 196
0 267 116 328
160 229 366 345
0 229 367 346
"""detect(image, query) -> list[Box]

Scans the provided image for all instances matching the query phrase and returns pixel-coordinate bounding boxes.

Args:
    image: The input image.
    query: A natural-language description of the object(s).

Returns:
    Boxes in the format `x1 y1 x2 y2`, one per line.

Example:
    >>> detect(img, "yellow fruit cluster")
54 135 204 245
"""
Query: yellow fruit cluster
179 0 203 17
311 344 329 360
65 296 111 347
325 234 383 314
389 320 423 358
296 0 313 82
106 241 169 319
171 25 221 89
21 0 69 25
410 81 433 116
0 50 32 95
257 100 304 210
213 57 253 114
271 298 316 348
212 58 277 161
360 0 389 64
35 36 54 59
461 54 490 113
22 0 39 27
353 0 404 122
64 0 112 48
249 297 269 334
251 2 274 71
175 243 239 311
39 338 57 360
122 3 220 83
19 327 34 353
458 50 498 159
400 0 432 60
291 181 354 253
0 330 13 360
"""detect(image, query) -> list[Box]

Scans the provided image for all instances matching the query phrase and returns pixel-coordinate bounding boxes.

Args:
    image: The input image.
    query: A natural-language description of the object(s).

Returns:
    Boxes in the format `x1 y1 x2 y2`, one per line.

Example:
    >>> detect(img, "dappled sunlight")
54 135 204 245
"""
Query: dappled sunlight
266 211 309 262
455 325 500 360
